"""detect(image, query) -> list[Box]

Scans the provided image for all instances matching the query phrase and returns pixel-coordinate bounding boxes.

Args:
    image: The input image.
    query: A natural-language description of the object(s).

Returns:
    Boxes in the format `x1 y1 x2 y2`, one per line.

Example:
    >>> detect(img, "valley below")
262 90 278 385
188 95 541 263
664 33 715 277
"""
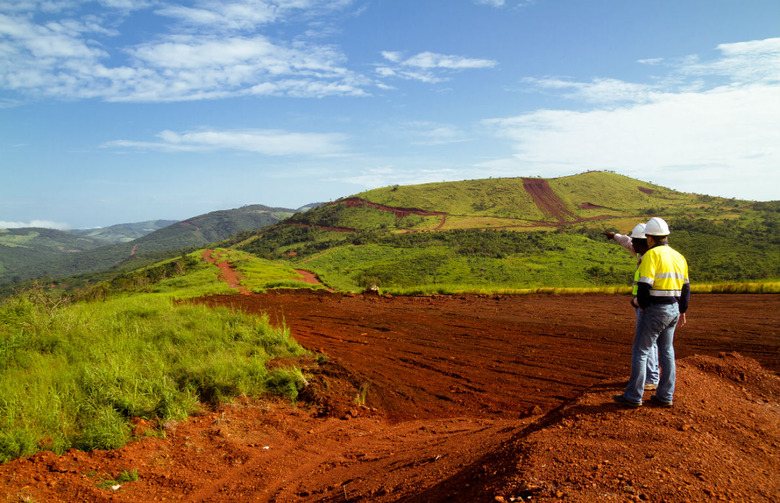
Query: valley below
1 291 778 502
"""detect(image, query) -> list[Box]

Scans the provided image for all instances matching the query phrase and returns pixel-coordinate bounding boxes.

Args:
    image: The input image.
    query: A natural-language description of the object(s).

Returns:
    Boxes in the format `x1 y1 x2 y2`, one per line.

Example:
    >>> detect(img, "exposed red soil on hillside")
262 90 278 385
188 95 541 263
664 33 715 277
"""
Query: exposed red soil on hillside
201 249 251 294
1 290 777 502
522 178 578 223
289 189 659 234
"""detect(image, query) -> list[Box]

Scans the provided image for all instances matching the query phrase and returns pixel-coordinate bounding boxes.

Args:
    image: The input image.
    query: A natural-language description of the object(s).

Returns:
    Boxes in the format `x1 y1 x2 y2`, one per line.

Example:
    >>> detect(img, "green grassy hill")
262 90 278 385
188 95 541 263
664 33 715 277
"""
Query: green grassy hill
237 171 780 293
0 205 295 286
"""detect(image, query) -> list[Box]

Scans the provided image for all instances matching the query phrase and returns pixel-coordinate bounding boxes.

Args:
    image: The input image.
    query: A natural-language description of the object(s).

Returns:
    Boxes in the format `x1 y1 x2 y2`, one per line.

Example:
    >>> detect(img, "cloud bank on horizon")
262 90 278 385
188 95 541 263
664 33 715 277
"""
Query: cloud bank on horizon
0 0 778 228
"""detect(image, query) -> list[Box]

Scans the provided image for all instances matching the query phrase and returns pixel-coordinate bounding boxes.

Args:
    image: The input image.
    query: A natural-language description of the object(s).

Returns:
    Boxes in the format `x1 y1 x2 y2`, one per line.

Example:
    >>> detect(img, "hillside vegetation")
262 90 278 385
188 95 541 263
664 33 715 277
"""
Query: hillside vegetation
0 205 294 287
237 171 780 293
0 228 107 285
0 244 323 462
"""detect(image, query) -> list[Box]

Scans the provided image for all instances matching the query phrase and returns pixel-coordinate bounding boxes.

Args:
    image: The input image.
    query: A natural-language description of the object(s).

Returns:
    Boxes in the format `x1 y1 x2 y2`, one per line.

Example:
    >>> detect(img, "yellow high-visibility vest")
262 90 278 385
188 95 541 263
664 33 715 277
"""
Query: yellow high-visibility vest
637 244 689 298
632 268 640 296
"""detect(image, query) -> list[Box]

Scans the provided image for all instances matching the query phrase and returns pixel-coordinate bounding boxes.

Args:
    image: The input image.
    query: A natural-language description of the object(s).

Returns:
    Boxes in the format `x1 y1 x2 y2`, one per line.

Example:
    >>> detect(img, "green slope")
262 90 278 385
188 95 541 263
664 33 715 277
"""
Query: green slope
358 177 545 219
237 171 780 292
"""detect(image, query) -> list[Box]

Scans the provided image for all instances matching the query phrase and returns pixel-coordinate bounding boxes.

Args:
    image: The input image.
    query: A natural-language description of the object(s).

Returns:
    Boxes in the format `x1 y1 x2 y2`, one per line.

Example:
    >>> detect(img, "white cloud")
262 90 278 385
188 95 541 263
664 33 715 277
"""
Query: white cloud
482 38 780 201
473 0 535 8
521 77 661 104
380 50 402 63
682 38 780 84
0 220 70 230
403 52 496 70
103 128 350 156
156 3 277 31
376 50 497 83
400 121 470 146
0 1 368 101
157 0 353 31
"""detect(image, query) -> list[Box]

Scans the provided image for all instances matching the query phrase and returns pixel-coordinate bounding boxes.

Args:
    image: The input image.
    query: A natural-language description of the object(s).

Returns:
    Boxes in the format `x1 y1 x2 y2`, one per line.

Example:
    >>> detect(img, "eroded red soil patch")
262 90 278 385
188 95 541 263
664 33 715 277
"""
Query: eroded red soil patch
523 178 578 223
1 292 777 502
201 249 251 294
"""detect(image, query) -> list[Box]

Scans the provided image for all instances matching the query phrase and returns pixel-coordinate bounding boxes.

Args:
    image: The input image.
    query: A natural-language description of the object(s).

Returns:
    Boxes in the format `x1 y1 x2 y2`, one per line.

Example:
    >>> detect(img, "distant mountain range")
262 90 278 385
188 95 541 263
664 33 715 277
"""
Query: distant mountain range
70 220 179 244
0 204 300 286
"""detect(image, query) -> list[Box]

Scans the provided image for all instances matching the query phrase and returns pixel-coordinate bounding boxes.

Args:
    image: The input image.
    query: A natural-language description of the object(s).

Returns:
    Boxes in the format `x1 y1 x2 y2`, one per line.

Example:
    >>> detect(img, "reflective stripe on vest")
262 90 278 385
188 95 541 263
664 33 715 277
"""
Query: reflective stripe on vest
637 244 689 298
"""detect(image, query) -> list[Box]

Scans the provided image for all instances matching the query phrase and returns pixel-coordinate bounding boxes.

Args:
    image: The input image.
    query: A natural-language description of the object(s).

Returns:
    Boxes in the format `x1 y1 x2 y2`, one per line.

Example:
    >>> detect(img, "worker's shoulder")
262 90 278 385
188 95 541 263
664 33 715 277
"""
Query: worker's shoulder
646 244 686 261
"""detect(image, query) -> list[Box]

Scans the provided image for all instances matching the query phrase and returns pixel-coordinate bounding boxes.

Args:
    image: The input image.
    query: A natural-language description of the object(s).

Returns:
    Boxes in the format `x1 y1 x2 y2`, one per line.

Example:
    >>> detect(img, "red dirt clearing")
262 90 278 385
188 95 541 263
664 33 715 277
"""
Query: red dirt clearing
1 292 778 502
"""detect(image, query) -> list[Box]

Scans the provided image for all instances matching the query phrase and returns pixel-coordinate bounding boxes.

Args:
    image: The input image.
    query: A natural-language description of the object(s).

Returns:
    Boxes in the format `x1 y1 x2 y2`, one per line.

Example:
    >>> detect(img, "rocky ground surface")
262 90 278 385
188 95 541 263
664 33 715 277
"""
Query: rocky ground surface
0 291 777 502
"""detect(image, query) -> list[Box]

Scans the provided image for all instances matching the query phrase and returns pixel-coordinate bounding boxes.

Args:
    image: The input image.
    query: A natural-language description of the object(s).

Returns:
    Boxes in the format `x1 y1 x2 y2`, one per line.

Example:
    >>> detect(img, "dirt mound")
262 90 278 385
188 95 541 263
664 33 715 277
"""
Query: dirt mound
0 292 777 502
428 352 780 503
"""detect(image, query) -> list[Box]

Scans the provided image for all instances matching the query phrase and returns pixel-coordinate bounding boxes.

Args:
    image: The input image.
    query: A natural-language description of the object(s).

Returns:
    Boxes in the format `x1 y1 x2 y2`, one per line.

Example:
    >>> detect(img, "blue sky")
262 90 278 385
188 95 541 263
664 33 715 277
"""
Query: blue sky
1 0 778 229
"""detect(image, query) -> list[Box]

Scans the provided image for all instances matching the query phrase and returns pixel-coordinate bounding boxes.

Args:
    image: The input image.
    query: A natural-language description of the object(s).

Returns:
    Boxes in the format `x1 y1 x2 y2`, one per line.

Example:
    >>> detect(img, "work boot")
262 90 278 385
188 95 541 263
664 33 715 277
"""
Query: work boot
650 395 673 407
613 394 642 408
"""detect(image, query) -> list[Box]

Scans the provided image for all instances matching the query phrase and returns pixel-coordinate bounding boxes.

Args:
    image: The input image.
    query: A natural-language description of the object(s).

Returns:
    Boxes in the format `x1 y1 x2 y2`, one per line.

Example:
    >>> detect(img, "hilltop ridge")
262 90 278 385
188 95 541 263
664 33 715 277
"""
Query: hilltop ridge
237 171 780 292
351 171 749 231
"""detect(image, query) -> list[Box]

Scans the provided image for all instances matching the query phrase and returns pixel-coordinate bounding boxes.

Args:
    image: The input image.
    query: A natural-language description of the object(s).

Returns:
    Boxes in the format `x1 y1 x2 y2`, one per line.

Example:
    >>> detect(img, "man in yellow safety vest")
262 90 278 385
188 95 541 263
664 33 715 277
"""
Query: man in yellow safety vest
614 217 690 408
603 224 658 390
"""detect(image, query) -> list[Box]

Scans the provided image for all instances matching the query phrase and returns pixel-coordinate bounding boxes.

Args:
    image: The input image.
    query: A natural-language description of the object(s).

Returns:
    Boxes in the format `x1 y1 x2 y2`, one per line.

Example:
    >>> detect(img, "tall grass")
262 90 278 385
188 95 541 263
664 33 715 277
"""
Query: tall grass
0 289 307 463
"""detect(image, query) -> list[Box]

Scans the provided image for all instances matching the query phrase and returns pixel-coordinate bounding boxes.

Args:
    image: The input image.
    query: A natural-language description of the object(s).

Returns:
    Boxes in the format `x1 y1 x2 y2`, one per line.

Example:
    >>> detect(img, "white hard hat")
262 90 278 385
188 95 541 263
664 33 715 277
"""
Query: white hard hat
645 217 670 236
628 223 646 239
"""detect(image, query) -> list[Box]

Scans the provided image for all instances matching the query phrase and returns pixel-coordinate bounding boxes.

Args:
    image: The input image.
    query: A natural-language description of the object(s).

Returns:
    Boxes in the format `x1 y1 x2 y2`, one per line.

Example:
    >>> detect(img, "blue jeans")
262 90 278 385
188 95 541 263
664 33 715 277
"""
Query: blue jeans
635 307 659 385
624 303 679 404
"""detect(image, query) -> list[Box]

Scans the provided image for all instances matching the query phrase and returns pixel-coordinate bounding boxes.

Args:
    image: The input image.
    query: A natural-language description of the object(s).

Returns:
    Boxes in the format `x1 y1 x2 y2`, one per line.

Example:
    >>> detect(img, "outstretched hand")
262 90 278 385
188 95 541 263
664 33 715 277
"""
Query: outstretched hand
602 231 616 240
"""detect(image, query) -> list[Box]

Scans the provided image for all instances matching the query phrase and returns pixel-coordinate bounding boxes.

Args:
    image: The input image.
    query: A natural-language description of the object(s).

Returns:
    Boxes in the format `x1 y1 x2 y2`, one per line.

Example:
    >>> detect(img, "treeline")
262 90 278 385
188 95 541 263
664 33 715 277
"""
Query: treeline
240 224 566 261
240 214 780 287
667 214 780 282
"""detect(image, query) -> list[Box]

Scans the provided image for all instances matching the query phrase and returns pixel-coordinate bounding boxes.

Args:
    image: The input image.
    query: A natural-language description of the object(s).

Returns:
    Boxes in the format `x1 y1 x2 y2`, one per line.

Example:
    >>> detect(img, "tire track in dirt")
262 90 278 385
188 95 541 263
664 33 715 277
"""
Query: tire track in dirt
188 291 779 502
190 414 523 502
522 178 577 223
198 291 780 424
